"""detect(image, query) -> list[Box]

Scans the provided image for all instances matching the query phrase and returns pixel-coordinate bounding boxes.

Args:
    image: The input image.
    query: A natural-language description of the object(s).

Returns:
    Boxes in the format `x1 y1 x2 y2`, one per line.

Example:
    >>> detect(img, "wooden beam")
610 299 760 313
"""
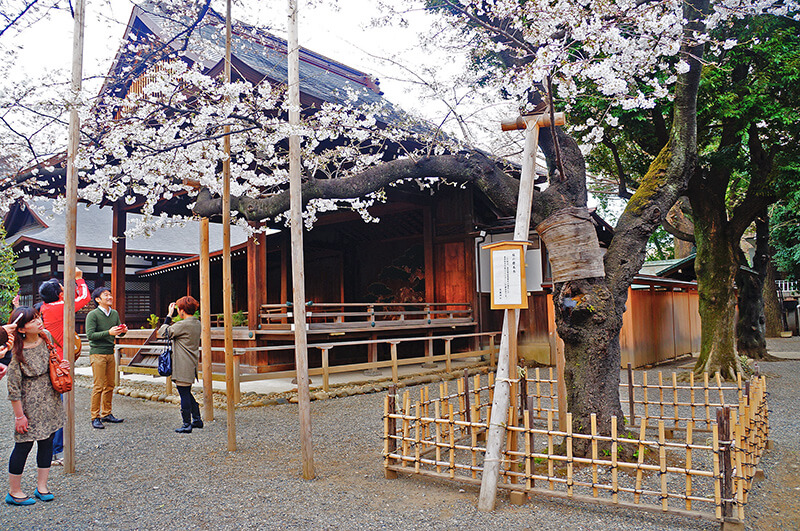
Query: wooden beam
246 225 266 330
111 200 127 325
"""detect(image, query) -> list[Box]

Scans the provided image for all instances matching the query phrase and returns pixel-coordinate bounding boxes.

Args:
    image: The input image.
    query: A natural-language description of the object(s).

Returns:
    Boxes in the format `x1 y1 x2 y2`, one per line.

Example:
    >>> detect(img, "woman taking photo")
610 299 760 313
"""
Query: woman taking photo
158 296 203 433
5 307 64 505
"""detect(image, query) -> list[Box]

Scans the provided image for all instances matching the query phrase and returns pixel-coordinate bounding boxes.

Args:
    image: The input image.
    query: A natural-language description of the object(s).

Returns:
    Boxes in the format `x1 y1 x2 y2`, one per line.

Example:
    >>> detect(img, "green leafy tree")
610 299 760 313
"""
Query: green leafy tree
0 225 19 323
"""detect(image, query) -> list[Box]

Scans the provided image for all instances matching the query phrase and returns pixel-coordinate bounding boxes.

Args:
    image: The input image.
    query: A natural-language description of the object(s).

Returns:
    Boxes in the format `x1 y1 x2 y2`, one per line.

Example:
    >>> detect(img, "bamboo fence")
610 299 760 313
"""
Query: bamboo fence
383 371 769 525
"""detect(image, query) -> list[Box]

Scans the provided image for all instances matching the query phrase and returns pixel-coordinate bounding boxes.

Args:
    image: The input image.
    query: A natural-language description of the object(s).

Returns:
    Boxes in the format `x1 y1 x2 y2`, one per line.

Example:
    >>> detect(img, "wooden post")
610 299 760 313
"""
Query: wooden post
390 342 399 384
479 109 565 511
222 0 236 452
110 200 127 326
200 218 214 421
321 347 330 392
717 406 733 519
63 0 86 476
627 363 635 425
288 0 315 479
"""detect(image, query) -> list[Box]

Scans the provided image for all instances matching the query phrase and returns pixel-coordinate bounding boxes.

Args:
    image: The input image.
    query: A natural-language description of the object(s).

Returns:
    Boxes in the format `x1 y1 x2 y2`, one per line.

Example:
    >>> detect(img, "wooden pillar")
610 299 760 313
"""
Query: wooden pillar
111 200 127 325
200 218 214 421
96 256 104 286
247 227 267 330
423 206 435 304
31 253 38 303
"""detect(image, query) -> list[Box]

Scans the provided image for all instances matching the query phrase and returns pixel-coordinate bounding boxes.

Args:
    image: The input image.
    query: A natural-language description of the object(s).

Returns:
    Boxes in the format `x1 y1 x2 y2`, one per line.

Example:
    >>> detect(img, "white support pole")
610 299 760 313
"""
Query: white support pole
288 0 315 480
477 115 542 511
63 0 86 475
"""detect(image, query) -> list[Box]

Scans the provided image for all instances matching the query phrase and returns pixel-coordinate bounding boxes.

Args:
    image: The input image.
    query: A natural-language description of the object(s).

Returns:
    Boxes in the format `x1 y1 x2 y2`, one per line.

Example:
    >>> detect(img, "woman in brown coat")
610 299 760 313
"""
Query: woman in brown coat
158 296 203 433
5 307 64 505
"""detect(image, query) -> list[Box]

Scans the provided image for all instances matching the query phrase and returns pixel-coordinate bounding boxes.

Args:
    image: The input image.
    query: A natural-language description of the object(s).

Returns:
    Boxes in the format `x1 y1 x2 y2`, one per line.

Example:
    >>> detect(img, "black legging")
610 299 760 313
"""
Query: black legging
9 432 55 475
176 385 199 412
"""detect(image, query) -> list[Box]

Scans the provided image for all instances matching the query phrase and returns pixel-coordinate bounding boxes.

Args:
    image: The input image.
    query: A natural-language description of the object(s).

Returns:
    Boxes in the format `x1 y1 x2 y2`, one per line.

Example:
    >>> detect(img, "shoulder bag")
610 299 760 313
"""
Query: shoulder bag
158 329 173 377
43 333 73 394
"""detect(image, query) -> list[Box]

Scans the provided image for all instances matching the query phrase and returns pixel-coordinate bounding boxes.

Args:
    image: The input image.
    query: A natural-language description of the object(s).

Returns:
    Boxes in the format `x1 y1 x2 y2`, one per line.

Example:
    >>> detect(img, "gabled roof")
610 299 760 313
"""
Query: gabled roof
4 199 248 257
108 2 390 112
639 254 696 281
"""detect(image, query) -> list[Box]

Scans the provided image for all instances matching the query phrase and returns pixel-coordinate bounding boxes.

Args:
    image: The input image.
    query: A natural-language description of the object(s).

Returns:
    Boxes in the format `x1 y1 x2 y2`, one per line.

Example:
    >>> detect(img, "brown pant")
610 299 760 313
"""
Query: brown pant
90 354 116 419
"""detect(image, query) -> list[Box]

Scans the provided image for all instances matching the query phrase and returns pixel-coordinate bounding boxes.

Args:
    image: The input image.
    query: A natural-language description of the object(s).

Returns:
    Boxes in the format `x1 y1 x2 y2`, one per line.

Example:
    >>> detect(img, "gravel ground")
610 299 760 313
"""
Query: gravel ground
0 342 797 530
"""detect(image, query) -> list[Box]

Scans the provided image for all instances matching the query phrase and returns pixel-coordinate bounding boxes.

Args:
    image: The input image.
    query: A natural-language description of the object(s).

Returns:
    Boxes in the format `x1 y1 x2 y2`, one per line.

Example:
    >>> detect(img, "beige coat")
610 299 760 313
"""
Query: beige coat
158 316 201 386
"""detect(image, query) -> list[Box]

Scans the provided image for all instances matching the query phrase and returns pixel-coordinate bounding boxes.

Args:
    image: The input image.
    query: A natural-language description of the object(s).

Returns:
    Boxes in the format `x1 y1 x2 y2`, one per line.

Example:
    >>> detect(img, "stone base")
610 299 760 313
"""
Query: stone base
384 468 398 479
509 491 527 505
766 439 774 450
421 362 438 369
664 428 674 439
363 369 382 377
291 378 312 385
753 468 765 482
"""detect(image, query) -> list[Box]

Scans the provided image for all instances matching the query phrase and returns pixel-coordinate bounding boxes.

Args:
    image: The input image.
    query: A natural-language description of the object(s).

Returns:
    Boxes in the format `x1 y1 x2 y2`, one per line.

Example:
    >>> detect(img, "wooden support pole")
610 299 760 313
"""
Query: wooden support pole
63 0 86 476
390 342 399 384
321 347 330 392
288 0 315 479
222 0 236 452
627 363 635 425
110 201 127 326
200 218 214 421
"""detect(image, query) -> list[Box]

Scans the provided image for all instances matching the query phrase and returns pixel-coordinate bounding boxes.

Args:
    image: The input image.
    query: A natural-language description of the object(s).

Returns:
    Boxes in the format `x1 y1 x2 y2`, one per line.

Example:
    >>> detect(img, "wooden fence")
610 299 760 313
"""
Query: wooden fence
383 371 769 525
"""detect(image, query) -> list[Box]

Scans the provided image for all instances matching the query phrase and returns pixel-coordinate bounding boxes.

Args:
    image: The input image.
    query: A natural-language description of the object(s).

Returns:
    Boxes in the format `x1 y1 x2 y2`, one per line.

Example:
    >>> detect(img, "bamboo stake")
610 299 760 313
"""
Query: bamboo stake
523 409 532 490
704 372 711 427
566 412 574 497
471 400 479 480
712 420 722 521
402 391 411 469
62 0 86 476
685 421 693 511
547 409 554 490
458 377 466 438
445 338 452 373
689 372 696 425
634 417 648 503
658 372 665 420
642 372 649 422
390 342 398 384
383 395 391 469
717 406 732 519
716 372 724 406
611 416 618 504
591 413 598 498
536 367 543 415
200 218 213 421
659 420 667 511
672 372 679 428
321 347 330 392
434 399 442 474
735 419 744 521
627 363 635 426
414 402 421 474
449 403 456 479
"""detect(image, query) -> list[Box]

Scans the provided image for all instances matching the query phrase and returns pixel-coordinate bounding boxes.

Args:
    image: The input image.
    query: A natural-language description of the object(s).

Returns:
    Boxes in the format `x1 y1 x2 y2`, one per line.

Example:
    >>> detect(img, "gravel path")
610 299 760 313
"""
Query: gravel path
1 344 798 530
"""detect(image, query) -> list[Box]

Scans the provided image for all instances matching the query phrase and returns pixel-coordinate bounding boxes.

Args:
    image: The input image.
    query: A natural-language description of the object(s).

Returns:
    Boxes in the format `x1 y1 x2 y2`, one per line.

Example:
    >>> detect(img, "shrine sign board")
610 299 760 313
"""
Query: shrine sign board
483 241 530 309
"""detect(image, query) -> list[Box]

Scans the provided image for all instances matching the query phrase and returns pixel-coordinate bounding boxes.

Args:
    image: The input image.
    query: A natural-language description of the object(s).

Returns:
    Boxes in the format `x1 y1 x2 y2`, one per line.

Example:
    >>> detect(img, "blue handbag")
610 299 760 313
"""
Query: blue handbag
158 330 173 377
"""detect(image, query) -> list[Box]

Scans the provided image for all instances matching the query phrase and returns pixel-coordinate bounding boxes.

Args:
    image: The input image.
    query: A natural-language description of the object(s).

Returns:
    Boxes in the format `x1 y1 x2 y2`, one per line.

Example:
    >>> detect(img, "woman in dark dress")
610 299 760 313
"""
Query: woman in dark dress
5 307 64 506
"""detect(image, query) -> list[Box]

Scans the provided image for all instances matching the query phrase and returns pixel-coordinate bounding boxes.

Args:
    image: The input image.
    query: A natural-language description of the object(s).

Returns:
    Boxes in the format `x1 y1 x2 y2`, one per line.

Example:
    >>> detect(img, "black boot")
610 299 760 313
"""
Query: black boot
190 402 203 429
175 409 192 433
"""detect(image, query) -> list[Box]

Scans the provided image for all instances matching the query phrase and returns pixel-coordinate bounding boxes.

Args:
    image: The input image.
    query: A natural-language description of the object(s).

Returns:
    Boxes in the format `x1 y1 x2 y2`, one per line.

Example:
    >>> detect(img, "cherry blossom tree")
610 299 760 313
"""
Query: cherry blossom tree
1 0 798 442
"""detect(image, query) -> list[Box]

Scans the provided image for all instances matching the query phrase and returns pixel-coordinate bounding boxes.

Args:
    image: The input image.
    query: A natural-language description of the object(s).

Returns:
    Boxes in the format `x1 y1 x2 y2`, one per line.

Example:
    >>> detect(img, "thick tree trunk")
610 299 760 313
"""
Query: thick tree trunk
552 278 623 451
692 213 741 378
764 258 783 337
736 210 769 358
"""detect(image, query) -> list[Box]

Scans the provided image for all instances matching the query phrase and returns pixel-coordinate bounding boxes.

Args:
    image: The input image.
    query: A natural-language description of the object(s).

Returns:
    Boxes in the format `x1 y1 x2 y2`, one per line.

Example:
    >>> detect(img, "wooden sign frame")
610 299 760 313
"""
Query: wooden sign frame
483 240 530 310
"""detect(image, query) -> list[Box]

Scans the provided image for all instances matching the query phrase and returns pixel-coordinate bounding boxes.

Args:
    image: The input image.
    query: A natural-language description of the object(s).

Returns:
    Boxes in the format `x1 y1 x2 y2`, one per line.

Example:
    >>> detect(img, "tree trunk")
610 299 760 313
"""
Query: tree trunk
552 277 623 452
764 259 783 337
736 210 769 358
692 213 741 378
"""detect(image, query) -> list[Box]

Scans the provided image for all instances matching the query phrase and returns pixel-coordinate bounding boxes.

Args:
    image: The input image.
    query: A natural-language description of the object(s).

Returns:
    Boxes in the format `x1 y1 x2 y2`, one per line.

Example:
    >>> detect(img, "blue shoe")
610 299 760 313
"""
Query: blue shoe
5 493 36 505
34 489 54 502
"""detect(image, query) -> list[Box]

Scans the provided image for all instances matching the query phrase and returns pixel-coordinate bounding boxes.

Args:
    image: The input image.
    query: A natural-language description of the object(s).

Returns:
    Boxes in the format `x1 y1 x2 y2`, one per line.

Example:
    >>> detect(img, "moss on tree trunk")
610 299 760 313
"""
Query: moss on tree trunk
693 216 741 378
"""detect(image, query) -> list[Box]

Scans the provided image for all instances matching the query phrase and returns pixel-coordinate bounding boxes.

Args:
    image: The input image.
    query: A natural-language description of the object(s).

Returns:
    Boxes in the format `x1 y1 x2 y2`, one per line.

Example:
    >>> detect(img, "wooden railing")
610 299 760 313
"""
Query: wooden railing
258 302 473 331
115 331 500 402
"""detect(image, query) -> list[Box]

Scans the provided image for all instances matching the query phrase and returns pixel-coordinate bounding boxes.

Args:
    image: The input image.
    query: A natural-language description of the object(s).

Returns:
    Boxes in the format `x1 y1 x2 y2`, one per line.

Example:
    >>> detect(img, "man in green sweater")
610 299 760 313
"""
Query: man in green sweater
86 287 127 429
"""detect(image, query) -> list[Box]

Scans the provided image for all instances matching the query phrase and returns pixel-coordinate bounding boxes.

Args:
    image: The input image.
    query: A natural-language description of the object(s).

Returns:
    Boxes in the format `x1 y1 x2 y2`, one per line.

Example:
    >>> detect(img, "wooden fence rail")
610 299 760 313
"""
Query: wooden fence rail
384 374 769 525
